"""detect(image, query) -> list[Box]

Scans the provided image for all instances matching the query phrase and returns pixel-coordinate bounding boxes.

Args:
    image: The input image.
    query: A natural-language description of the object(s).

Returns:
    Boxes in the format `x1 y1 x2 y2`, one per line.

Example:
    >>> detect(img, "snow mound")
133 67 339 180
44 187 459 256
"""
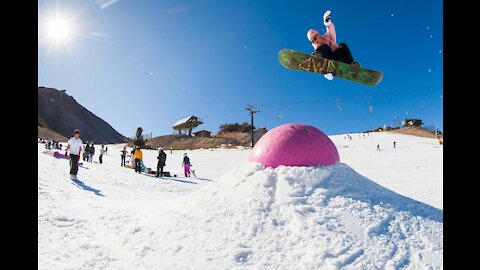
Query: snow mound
138 162 443 269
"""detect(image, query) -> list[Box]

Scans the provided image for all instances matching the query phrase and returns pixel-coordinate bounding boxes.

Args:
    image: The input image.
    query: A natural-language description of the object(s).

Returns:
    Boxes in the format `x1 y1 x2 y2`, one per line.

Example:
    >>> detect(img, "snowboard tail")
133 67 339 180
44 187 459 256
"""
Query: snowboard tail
278 49 383 87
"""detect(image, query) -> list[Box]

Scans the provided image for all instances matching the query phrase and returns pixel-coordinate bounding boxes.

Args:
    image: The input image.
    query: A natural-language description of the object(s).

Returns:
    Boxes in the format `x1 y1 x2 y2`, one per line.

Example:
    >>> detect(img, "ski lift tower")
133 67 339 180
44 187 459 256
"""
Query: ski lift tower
246 105 261 148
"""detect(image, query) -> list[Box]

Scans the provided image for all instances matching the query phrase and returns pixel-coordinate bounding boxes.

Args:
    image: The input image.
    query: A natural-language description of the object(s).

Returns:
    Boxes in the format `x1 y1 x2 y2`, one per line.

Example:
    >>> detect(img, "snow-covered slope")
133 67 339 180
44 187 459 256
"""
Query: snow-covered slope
38 132 443 269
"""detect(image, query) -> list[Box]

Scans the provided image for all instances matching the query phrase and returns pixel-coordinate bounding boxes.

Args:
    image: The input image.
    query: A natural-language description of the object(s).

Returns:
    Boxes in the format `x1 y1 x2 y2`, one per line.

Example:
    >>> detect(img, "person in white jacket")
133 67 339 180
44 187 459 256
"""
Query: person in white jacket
99 145 105 164
65 129 83 180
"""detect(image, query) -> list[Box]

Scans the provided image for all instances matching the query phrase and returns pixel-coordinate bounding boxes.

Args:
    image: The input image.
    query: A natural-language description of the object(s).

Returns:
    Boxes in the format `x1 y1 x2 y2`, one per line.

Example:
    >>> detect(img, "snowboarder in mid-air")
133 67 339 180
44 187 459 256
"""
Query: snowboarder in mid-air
306 10 360 80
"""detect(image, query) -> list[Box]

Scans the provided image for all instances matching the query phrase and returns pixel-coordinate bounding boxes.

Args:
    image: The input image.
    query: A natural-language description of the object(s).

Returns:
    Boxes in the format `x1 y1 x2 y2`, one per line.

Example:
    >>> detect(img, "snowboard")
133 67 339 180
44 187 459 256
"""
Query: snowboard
278 49 383 87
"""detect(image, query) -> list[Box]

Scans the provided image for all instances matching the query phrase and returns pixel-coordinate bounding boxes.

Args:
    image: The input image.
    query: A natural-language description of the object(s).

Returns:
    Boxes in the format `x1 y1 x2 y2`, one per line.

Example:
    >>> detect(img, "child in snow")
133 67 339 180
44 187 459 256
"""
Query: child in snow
182 153 191 177
307 10 360 80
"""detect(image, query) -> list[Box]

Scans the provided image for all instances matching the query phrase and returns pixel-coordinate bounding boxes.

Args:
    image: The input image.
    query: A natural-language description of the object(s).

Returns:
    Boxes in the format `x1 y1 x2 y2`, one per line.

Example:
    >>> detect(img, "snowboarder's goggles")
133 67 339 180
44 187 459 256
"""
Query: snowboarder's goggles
311 34 318 42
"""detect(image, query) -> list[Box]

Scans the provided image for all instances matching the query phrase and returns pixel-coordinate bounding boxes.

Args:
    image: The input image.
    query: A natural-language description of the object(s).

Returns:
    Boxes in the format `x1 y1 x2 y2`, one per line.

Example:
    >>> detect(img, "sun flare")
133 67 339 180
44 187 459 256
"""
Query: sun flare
46 16 71 41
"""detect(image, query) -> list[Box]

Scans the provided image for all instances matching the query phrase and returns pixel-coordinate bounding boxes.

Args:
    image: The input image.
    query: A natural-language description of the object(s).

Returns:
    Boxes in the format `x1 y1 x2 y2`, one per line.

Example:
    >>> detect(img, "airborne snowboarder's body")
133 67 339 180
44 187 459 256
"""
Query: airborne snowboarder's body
307 10 360 80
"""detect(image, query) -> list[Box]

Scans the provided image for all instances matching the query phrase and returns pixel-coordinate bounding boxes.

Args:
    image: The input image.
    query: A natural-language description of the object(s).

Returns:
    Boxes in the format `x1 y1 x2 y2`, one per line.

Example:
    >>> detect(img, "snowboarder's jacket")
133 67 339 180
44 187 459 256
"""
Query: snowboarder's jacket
135 149 143 160
182 156 190 166
311 22 339 52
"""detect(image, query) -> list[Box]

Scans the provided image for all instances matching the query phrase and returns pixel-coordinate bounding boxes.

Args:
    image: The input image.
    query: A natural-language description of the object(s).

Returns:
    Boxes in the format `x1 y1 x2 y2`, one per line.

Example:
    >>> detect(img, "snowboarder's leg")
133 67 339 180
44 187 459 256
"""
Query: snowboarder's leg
160 166 164 177
313 44 333 59
333 43 357 66
184 165 190 177
313 45 335 80
70 154 79 176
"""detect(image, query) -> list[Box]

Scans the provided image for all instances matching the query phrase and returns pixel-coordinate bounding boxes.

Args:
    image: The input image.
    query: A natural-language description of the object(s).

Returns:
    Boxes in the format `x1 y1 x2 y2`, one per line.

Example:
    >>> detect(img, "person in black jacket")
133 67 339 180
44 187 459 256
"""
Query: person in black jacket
156 148 167 177
89 143 95 162
120 146 127 167
84 143 90 161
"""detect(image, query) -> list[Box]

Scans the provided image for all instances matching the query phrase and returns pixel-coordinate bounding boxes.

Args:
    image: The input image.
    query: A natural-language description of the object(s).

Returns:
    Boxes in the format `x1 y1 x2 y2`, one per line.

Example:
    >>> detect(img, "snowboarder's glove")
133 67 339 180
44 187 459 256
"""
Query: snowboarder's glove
323 10 332 27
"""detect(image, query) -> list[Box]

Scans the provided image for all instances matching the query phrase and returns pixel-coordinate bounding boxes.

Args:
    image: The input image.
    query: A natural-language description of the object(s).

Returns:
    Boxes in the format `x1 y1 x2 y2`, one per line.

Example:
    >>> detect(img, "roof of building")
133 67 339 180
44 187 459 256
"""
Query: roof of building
173 116 195 127
172 116 204 130
193 130 211 133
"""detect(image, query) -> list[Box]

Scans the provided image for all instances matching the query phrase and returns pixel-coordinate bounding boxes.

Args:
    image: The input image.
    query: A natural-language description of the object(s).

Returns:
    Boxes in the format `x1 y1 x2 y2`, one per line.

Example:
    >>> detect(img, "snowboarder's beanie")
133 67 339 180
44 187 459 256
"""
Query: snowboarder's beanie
74 129 80 134
307 29 319 42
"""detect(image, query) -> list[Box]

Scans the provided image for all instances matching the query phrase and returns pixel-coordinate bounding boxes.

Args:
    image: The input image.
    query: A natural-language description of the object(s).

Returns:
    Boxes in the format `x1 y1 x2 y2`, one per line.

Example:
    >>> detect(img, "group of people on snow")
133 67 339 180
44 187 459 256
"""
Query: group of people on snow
127 144 194 178
39 137 63 150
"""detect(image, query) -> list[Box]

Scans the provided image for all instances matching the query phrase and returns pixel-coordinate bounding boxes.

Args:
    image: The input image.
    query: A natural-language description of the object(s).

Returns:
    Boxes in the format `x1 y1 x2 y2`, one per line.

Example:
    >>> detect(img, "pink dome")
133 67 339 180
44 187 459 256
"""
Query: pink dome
249 123 340 168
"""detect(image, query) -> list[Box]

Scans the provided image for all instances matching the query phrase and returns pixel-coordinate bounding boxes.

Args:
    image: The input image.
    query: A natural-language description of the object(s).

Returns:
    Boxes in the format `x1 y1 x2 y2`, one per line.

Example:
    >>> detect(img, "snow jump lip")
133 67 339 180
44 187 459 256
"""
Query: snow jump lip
249 123 340 168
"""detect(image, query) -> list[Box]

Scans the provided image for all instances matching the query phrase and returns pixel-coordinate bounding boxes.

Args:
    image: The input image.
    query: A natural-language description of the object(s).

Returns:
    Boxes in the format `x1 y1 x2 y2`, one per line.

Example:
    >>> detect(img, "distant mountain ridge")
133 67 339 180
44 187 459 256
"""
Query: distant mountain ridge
38 87 126 144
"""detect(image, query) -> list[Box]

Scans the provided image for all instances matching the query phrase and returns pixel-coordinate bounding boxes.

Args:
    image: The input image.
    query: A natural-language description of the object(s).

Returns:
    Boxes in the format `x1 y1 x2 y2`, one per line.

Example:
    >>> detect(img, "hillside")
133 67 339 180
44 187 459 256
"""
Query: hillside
38 87 126 144
38 126 68 142
144 134 239 150
144 130 268 150
385 126 441 139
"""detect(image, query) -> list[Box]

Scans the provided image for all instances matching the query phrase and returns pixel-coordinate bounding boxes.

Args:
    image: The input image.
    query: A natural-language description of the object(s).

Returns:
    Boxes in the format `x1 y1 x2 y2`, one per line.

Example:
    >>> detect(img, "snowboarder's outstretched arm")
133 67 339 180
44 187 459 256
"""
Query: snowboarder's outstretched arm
323 10 336 46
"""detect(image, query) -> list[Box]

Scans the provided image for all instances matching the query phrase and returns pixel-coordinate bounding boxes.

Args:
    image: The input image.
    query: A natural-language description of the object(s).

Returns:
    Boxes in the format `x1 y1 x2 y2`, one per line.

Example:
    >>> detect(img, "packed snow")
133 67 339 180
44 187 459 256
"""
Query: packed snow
38 131 443 269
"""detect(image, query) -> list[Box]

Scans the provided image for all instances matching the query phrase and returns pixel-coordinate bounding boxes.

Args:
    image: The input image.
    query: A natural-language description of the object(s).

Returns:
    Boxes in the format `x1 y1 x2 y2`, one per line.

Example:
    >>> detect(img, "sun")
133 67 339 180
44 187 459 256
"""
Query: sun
46 16 71 41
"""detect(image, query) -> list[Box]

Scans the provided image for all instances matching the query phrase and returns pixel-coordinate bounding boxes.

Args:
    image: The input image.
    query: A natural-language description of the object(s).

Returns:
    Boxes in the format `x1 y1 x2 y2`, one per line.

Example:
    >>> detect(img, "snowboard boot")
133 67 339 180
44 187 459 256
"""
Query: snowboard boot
311 51 323 58
324 73 334 80
351 61 361 71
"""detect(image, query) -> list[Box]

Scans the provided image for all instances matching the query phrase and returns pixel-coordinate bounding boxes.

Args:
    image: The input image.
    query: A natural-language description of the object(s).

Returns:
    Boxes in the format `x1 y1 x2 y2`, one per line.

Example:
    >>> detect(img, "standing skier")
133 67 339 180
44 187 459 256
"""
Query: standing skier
120 146 127 167
182 153 191 177
84 143 90 162
134 146 143 173
307 10 360 80
99 145 105 164
156 148 167 177
89 143 95 163
65 129 83 180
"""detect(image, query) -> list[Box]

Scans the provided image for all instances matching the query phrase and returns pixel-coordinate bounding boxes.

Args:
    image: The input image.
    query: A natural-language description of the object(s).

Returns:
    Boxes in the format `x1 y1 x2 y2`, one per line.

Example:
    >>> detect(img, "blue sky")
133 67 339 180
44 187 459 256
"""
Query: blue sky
38 0 443 137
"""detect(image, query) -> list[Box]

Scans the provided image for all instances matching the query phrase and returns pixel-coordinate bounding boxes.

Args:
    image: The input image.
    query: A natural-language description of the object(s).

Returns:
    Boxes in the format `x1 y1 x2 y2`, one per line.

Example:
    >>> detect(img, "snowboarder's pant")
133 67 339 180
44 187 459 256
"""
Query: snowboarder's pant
333 43 354 64
135 158 141 172
315 43 354 64
99 154 103 164
184 164 191 177
157 164 164 177
70 154 79 175
121 155 126 166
